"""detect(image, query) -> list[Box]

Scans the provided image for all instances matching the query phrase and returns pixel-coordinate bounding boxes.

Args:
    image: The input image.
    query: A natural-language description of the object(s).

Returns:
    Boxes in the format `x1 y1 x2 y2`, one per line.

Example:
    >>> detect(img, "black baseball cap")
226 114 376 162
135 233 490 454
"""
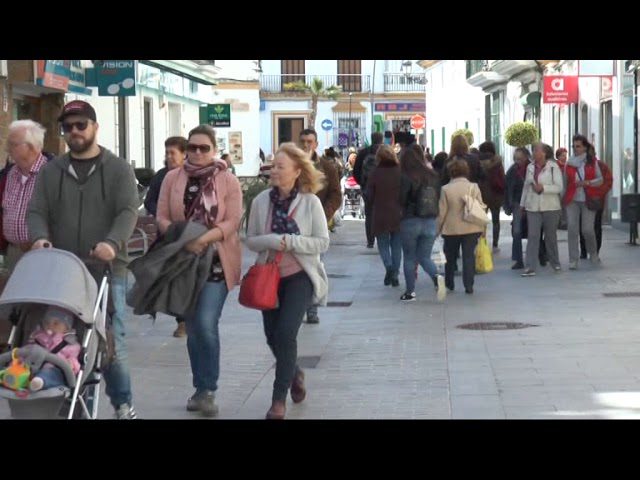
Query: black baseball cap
58 100 97 122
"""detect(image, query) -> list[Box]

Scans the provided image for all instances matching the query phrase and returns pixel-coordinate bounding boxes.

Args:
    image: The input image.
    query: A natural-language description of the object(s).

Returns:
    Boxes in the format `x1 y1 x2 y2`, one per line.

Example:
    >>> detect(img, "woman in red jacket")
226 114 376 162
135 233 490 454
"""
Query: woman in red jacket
564 135 603 269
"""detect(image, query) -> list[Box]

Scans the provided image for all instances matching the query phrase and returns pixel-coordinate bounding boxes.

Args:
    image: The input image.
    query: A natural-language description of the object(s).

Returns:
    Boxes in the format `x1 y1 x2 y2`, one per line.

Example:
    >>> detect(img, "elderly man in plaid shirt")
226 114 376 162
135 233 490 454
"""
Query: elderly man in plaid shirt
1 120 49 271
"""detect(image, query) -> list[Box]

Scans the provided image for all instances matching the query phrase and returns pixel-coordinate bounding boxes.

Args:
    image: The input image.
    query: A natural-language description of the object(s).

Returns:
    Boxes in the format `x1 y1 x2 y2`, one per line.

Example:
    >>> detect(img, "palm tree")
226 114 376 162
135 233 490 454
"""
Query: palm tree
283 77 342 130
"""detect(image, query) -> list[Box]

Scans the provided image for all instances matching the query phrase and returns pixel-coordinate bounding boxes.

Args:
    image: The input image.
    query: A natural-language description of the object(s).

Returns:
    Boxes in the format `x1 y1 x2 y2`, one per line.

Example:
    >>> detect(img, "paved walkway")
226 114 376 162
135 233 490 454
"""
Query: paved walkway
3 218 640 419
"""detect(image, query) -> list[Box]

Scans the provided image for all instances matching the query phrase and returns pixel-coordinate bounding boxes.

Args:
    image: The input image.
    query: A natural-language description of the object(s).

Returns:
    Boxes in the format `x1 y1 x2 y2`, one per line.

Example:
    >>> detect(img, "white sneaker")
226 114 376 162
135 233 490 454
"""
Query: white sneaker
569 262 578 270
115 403 138 420
436 275 446 302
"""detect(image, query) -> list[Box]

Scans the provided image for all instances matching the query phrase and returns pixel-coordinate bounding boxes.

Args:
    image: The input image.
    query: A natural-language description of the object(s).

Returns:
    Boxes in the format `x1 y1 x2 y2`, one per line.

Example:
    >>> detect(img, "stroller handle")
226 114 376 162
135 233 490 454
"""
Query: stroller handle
35 242 112 277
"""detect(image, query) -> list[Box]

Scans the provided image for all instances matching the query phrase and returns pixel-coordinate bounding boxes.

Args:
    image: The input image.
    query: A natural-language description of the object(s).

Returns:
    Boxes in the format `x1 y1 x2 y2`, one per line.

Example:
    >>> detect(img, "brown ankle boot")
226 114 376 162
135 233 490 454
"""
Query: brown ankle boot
290 368 306 404
265 400 286 420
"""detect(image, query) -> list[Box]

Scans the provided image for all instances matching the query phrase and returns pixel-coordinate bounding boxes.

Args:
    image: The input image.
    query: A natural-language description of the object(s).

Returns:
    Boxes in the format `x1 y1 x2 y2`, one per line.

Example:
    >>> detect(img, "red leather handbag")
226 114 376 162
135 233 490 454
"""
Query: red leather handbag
238 252 283 310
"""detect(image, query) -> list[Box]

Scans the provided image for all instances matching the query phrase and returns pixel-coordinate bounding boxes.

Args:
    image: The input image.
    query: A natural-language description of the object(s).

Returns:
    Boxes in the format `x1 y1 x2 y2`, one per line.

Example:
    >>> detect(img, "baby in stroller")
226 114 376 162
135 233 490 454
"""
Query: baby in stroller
26 306 81 392
0 248 108 419
341 175 365 219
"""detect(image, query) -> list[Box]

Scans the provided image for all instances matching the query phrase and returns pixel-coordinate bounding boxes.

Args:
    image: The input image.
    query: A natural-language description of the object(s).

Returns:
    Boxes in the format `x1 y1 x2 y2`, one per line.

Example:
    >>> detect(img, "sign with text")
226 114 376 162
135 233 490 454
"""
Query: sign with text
228 131 243 164
375 102 426 112
600 76 613 99
200 103 231 127
543 76 579 104
37 60 71 91
95 60 136 96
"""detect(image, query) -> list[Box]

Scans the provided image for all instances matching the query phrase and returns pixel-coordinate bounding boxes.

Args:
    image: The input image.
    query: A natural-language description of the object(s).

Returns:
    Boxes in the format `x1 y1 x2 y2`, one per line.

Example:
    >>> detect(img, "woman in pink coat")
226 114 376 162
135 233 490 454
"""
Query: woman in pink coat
157 125 242 418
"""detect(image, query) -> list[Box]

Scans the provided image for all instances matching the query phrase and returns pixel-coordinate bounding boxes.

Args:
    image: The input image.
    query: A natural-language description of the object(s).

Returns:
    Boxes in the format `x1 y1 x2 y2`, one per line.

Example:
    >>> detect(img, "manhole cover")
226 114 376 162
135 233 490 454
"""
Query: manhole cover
328 274 351 278
274 356 321 369
603 292 640 298
326 301 352 307
457 322 539 330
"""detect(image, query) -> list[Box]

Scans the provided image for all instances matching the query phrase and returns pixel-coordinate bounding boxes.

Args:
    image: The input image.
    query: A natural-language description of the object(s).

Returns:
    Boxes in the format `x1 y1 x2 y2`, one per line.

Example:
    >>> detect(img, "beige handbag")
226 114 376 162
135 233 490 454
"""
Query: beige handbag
463 185 490 227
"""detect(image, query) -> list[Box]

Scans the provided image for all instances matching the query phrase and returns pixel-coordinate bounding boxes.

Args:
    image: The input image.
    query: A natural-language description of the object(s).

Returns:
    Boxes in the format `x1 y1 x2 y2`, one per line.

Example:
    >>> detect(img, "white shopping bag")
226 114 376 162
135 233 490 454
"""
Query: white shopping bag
431 238 446 274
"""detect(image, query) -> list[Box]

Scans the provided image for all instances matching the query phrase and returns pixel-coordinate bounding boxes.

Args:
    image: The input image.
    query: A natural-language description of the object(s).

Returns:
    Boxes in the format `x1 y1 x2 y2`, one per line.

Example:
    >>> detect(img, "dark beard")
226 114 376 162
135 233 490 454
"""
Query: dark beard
67 132 96 154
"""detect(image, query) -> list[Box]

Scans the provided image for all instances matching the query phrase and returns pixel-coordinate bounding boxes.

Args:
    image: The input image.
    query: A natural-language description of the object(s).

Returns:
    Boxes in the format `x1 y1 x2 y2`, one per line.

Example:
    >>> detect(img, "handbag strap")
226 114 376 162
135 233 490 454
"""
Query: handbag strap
266 202 299 265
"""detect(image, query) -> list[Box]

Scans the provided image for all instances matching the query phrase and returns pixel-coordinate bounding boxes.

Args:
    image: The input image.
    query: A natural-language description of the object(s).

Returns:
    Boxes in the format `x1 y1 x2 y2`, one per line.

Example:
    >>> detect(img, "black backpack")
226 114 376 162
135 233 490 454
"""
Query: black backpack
413 182 439 218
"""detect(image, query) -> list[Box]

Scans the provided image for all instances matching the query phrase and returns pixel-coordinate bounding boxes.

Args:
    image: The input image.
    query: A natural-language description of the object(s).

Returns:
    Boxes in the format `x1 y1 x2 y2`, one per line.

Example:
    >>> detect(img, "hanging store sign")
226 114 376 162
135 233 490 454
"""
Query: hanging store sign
200 103 231 127
543 76 579 104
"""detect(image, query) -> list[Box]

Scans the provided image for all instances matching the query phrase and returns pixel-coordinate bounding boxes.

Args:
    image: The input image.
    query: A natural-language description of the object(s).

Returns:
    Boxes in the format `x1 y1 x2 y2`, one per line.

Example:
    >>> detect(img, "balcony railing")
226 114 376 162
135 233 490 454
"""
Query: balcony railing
260 74 371 93
466 60 489 78
383 73 427 92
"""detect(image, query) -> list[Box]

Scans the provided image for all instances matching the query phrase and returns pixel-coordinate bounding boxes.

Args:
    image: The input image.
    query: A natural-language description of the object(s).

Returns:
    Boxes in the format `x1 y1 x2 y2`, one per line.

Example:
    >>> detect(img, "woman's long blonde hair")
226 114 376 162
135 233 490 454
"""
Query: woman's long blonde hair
275 142 325 194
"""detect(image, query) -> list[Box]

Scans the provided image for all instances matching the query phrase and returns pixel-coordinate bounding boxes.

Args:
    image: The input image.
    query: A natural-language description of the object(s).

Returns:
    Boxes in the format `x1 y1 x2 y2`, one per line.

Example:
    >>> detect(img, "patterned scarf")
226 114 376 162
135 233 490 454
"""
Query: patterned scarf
183 158 227 228
269 187 300 234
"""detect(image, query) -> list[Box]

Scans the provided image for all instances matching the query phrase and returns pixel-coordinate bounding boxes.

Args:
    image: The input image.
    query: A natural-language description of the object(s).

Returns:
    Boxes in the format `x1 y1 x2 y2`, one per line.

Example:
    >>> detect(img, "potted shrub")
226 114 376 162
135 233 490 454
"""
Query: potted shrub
451 128 474 147
505 122 539 148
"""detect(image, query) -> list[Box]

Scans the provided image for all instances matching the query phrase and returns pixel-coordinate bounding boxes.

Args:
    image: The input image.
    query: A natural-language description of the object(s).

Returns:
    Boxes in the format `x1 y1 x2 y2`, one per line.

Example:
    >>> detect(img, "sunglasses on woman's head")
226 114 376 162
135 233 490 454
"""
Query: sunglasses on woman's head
61 120 89 133
187 143 212 153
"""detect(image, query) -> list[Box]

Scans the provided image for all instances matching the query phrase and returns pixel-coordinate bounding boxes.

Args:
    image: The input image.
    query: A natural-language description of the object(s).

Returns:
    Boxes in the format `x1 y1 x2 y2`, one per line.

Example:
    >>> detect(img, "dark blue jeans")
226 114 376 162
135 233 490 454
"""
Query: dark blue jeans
376 231 402 274
400 217 438 293
185 281 229 393
262 271 313 402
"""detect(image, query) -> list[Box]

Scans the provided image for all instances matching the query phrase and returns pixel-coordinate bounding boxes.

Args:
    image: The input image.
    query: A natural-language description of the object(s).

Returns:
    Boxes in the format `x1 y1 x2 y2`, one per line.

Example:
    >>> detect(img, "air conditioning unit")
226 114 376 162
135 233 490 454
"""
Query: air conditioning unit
0 60 7 78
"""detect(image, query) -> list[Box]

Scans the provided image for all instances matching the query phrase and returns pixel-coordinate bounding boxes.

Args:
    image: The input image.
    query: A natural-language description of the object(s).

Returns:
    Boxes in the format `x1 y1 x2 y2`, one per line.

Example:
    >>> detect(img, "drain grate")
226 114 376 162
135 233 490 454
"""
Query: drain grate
603 292 640 298
328 274 351 278
326 301 352 307
457 322 539 330
274 356 321 369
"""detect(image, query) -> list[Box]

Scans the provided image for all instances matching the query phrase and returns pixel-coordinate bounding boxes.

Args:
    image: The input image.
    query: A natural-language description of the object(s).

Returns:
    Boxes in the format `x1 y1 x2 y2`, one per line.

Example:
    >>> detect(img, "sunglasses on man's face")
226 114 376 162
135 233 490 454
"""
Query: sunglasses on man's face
61 120 90 134
187 143 212 153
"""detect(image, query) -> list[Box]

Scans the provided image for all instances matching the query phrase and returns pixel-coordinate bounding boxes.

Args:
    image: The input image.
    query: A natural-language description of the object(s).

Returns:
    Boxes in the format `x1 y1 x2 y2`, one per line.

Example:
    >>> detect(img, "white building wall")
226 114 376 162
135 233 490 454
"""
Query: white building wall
212 86 261 177
424 61 485 154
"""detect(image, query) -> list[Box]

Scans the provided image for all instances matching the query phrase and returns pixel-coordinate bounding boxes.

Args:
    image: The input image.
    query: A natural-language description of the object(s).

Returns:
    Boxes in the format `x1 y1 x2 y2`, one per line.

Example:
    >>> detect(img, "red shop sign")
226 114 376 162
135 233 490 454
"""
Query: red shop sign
543 76 579 104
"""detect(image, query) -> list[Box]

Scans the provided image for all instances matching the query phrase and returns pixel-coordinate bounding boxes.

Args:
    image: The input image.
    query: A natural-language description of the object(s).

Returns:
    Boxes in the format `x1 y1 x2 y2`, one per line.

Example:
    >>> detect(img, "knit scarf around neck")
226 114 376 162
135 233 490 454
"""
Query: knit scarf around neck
183 158 227 228
269 187 300 234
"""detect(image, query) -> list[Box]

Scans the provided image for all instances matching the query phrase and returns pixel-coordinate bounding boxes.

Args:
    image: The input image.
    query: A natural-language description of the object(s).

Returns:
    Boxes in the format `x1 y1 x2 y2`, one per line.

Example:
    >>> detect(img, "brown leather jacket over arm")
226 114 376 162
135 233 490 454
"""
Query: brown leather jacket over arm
314 155 342 221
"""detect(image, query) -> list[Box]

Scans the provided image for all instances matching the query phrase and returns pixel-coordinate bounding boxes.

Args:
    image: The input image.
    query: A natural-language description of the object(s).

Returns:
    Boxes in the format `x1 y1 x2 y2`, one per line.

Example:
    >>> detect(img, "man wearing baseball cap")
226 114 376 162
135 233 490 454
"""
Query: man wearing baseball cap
27 99 140 419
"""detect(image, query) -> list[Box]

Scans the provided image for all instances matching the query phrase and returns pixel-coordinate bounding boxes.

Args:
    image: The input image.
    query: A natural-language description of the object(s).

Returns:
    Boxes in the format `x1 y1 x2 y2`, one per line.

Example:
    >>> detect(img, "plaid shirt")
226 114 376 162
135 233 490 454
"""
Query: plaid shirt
2 154 47 244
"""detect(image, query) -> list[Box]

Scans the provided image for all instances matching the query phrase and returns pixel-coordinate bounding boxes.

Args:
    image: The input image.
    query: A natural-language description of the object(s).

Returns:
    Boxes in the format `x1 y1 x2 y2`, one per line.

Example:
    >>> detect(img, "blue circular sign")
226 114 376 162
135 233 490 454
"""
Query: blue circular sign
321 119 333 131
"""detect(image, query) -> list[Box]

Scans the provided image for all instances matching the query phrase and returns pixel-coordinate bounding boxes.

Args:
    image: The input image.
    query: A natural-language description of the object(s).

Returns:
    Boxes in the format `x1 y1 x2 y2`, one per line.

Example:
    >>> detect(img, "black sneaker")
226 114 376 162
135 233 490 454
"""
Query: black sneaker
400 292 416 302
521 269 536 277
306 312 320 324
511 262 524 270
384 270 392 286
390 274 399 287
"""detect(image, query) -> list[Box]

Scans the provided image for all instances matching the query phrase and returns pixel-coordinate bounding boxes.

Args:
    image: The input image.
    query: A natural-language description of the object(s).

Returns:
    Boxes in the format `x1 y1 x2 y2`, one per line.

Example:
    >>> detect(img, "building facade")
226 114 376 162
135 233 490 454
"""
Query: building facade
259 60 427 158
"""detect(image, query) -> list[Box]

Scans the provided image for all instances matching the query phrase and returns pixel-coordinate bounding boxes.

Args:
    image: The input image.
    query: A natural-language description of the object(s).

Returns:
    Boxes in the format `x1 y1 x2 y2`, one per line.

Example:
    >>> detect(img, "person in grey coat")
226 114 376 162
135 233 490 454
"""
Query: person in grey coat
28 100 139 419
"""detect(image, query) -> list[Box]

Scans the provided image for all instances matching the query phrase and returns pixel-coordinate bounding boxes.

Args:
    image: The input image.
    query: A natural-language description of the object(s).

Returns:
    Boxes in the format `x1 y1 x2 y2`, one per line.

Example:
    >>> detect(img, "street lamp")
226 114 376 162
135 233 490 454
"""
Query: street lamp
348 92 353 148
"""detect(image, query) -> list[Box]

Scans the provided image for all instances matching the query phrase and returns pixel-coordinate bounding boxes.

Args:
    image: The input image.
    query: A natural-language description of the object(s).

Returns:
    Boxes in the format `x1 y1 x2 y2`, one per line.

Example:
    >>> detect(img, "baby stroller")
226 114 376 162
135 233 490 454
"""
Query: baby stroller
341 175 365 219
0 248 108 419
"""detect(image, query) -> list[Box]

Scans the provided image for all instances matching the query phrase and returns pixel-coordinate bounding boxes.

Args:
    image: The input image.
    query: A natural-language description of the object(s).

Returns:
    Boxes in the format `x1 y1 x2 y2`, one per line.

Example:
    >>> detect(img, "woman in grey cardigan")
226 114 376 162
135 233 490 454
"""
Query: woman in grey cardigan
245 142 329 420
519 143 564 276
